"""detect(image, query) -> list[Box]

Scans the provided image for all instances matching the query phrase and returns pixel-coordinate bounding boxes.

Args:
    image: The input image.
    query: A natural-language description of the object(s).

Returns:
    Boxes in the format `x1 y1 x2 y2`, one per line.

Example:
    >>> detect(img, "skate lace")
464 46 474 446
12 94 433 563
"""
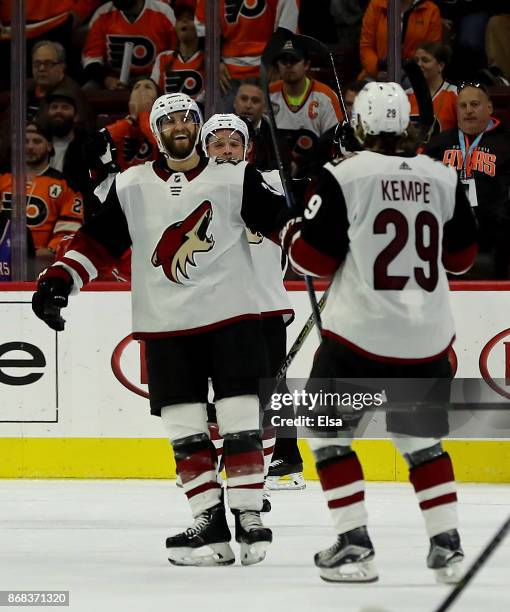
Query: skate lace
239 511 262 531
269 459 284 469
184 513 209 537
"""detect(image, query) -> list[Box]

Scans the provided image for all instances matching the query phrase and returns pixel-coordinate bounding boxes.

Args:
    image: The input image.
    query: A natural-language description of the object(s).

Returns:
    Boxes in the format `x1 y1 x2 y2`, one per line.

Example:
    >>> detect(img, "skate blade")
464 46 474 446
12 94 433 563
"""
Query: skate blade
167 542 235 567
240 540 270 566
433 558 464 584
319 560 379 583
266 474 306 491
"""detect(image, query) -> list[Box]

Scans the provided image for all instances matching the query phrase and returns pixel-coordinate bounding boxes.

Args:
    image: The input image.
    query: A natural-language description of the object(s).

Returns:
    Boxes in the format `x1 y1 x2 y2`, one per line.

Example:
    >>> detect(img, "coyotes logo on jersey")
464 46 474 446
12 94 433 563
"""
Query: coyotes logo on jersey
152 201 214 284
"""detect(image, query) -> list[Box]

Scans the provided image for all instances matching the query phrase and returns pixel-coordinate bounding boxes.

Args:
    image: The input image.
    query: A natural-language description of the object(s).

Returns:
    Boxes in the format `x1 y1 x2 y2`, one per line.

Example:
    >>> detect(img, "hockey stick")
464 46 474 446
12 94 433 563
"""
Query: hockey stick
433 514 510 612
274 288 329 385
260 28 323 339
403 59 437 145
291 33 353 156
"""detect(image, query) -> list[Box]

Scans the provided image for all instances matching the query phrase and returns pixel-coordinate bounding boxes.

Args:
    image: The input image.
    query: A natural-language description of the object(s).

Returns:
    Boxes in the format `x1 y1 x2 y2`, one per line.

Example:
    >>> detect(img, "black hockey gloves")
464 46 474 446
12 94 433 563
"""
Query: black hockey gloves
82 128 120 183
32 267 73 332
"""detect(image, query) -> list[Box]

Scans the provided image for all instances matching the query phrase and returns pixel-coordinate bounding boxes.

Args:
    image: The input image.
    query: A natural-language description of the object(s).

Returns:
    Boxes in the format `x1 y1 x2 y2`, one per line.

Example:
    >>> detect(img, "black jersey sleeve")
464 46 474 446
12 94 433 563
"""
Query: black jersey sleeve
80 179 132 258
442 178 478 274
240 163 288 238
287 167 349 277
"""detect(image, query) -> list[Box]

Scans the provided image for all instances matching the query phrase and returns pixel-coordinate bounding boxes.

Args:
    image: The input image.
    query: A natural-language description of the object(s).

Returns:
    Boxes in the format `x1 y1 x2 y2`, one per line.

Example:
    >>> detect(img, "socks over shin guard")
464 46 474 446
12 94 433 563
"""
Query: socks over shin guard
316 451 368 534
409 452 458 538
262 426 276 476
223 431 265 511
173 435 222 517
208 422 224 469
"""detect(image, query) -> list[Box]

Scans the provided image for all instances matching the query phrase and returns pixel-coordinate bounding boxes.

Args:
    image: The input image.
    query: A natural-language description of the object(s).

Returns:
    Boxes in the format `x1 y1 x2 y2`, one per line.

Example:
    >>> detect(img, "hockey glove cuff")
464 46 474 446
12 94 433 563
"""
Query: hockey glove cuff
32 267 73 332
279 215 302 254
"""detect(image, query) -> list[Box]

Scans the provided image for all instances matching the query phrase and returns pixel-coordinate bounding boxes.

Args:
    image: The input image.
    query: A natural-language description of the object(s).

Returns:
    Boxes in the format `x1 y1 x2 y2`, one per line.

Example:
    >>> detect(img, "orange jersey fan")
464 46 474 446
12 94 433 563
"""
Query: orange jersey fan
151 48 205 99
0 168 83 252
195 0 299 79
82 0 177 76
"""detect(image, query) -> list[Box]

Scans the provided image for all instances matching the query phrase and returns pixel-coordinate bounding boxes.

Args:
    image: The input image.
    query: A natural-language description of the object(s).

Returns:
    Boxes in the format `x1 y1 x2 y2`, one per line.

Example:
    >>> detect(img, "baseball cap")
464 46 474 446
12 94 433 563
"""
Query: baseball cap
46 87 78 109
273 39 307 63
27 120 52 142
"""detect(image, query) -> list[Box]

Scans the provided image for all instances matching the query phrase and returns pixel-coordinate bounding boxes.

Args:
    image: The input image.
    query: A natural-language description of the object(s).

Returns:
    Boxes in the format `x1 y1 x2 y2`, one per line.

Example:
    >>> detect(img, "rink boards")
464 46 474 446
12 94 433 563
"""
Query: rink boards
0 281 510 481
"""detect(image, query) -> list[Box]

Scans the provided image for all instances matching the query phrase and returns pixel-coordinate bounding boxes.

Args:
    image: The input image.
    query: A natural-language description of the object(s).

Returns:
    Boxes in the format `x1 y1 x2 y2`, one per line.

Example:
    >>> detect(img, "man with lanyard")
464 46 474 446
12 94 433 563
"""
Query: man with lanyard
426 82 510 279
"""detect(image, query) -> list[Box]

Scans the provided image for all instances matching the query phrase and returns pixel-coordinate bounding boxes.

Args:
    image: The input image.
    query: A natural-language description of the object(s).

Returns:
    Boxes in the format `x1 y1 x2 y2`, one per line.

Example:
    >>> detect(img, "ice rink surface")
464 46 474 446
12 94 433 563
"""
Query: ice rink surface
1 480 509 612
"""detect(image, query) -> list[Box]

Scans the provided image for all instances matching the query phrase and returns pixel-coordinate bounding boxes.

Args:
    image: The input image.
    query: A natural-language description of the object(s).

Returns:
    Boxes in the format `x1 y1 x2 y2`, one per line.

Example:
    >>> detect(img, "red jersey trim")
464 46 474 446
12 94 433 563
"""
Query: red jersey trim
132 313 261 339
321 329 455 364
260 308 294 318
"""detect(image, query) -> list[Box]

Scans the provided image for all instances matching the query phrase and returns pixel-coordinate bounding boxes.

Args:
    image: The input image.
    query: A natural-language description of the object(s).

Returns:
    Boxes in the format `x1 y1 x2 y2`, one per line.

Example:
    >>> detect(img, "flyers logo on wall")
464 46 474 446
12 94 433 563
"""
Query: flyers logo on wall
479 328 510 399
111 335 149 399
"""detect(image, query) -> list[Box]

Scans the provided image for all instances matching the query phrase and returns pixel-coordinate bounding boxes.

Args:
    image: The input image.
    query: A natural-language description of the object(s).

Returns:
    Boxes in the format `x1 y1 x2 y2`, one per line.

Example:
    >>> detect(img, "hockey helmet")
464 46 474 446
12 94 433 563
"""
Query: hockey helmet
201 113 250 160
149 93 203 160
351 82 410 142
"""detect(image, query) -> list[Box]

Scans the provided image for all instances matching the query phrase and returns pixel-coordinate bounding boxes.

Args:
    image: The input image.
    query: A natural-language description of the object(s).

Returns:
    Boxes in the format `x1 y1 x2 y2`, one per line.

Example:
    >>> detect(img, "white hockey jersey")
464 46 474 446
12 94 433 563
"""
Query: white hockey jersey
246 169 293 320
56 157 287 338
269 78 342 168
288 151 478 361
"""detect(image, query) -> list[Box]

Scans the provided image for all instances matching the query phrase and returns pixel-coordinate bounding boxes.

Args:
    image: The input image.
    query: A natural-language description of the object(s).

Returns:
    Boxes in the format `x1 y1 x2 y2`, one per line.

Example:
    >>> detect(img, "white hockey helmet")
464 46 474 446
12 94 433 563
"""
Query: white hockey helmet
200 113 250 160
149 93 203 160
351 82 410 142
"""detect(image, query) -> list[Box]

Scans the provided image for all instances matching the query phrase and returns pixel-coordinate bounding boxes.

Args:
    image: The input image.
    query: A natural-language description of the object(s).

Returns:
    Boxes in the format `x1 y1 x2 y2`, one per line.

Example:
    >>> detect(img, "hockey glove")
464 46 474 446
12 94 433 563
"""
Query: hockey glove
82 128 120 182
333 122 362 155
279 215 302 254
32 267 73 332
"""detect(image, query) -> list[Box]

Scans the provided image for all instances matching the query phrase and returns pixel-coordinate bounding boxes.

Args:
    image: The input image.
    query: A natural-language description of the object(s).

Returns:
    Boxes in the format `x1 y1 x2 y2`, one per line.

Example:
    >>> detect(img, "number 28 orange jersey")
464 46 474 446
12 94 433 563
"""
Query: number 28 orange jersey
0 167 83 252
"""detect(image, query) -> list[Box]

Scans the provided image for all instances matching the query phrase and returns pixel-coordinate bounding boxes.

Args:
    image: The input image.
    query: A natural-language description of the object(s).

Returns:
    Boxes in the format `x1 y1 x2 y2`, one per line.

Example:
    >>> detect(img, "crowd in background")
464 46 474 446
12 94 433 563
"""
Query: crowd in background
0 0 509 280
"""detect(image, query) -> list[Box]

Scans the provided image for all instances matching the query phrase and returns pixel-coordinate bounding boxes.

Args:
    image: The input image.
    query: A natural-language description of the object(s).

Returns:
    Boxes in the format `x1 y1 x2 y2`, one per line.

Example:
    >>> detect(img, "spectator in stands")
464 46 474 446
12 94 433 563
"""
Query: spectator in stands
151 2 204 102
105 77 159 170
485 11 510 81
270 38 342 176
43 88 92 203
426 83 510 279
343 79 368 120
435 0 492 82
233 78 277 170
408 42 457 132
27 41 94 127
195 0 299 109
0 121 83 266
0 1 101 87
359 0 441 79
82 0 176 90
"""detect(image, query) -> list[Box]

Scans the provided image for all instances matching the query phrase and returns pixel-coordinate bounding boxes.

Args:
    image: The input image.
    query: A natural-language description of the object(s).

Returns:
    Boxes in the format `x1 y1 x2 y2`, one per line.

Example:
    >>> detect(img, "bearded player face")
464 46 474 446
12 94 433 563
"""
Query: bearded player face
158 110 200 159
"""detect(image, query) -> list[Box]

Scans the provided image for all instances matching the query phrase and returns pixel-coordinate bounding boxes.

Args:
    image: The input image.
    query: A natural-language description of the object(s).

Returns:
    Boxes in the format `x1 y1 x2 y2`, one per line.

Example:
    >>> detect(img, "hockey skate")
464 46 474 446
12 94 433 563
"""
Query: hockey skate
234 510 273 566
427 529 464 584
266 458 306 490
261 485 271 513
166 503 235 567
314 526 378 583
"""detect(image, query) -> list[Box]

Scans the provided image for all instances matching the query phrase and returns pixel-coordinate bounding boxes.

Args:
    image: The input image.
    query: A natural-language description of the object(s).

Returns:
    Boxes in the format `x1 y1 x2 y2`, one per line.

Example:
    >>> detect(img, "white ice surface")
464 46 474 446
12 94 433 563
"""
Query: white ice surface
0 480 509 612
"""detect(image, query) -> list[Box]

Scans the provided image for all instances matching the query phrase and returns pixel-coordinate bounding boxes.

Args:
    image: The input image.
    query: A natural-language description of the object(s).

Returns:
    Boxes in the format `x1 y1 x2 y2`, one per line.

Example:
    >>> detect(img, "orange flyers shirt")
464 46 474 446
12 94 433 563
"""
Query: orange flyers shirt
0 168 83 252
82 0 177 76
195 0 299 79
408 81 458 132
151 48 205 99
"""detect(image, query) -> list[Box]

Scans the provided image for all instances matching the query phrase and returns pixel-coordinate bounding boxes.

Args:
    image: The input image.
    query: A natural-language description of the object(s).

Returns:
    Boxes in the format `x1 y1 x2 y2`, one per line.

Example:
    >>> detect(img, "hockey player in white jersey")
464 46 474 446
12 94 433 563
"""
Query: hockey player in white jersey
200 113 305 497
280 83 478 583
32 93 291 568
